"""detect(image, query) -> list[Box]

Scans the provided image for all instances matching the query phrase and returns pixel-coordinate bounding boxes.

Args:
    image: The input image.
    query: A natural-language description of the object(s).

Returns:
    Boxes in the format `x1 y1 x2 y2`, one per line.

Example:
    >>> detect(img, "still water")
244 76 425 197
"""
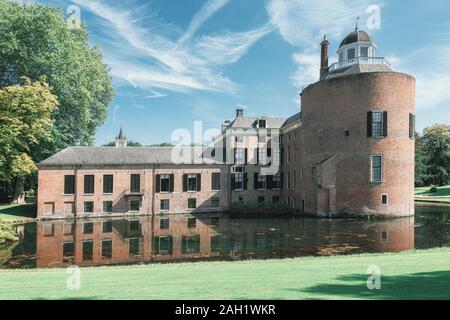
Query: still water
1 204 449 269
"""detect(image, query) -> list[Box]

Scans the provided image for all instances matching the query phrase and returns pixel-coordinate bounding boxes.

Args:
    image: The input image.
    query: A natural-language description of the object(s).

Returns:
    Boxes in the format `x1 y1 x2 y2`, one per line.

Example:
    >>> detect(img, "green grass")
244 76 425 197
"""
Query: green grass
415 186 450 204
0 204 36 222
1 248 450 300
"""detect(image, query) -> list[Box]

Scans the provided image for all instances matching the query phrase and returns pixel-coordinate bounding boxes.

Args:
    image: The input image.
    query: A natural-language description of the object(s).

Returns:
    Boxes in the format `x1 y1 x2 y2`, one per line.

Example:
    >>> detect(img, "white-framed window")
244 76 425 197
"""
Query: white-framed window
235 173 244 190
258 148 267 165
372 112 384 137
273 173 281 189
235 148 245 165
235 136 244 143
371 155 383 183
347 48 356 60
339 52 344 62
187 174 198 192
160 199 170 211
360 46 369 57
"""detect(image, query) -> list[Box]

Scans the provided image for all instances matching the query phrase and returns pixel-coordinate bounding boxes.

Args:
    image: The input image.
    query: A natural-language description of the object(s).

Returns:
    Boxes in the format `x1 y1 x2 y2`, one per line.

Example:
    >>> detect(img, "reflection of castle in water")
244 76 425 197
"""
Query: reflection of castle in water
36 215 415 268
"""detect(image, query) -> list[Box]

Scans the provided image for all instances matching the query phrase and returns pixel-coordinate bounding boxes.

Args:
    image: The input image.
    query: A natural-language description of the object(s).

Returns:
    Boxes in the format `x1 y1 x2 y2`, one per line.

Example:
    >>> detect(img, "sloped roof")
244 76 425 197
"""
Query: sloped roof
39 147 219 166
339 30 373 48
226 116 287 129
282 112 302 128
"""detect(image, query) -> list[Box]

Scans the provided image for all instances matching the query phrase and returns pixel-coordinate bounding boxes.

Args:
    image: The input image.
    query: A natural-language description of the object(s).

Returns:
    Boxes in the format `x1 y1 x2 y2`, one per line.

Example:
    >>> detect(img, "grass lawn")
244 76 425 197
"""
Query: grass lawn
415 186 450 204
0 248 449 300
0 204 36 222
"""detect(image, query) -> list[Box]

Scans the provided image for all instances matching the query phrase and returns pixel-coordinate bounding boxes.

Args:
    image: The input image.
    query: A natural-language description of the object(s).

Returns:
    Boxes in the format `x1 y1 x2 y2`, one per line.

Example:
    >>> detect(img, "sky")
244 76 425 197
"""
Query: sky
36 0 450 146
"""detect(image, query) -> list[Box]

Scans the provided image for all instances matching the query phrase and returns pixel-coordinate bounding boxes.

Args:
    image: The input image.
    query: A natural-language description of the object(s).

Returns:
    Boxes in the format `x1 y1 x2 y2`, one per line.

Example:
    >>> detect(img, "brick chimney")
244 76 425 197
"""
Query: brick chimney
320 34 330 79
236 108 244 118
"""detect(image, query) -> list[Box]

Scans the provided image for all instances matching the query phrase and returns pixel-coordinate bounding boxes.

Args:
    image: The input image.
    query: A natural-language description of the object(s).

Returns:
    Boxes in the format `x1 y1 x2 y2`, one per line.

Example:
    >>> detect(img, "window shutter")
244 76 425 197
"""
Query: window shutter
256 148 259 165
197 174 201 191
245 149 248 164
233 148 237 164
243 173 248 190
267 175 273 190
254 173 258 190
168 236 173 254
156 175 161 193
169 174 174 192
182 174 187 192
383 111 388 137
231 174 236 191
280 173 284 189
280 148 284 165
152 237 159 254
267 148 272 157
367 112 373 137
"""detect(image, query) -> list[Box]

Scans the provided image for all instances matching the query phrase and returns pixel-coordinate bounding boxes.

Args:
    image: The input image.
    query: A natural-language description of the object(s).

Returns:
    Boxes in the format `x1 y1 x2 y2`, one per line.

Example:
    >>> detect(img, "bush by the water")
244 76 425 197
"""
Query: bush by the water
0 218 19 245
430 186 438 193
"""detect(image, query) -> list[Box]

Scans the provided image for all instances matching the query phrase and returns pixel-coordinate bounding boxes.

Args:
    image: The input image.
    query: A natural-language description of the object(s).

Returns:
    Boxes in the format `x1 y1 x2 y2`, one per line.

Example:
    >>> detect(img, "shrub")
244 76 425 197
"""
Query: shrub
0 218 19 245
430 186 438 193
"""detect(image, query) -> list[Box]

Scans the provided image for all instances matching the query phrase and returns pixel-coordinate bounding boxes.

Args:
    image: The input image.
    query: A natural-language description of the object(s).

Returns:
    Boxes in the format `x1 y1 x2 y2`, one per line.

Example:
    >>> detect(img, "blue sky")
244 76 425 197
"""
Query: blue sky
38 0 450 145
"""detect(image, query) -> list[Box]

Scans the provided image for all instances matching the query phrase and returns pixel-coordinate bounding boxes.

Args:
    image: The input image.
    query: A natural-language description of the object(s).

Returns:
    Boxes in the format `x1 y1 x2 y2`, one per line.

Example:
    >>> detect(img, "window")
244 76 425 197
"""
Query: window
272 195 280 204
235 148 245 165
235 135 243 143
382 194 388 205
212 173 221 191
187 217 196 228
345 130 350 137
381 231 388 242
102 239 112 259
129 199 140 212
43 223 54 237
272 149 280 166
84 175 94 194
64 175 75 195
287 173 291 190
211 235 221 253
83 222 93 234
211 197 220 208
64 202 75 215
103 201 112 213
273 174 281 189
258 119 266 128
160 218 169 229
258 148 267 165
255 174 266 190
409 114 415 139
82 240 93 261
160 199 170 211
339 51 344 62
63 242 75 263
103 175 113 194
371 156 383 183
187 174 199 192
287 147 291 164
129 220 140 232
360 47 369 57
257 196 265 204
129 238 140 256
233 173 244 191
103 221 112 233
153 236 173 255
318 129 323 145
368 112 387 138
84 201 94 213
188 198 197 209
158 174 173 193
347 48 355 60
130 174 140 193
181 235 200 254
63 222 75 235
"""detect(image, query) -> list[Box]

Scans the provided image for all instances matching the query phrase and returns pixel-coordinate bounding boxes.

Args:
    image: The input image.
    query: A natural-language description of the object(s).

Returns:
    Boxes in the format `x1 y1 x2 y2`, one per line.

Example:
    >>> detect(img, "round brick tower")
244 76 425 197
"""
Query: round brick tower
300 29 416 218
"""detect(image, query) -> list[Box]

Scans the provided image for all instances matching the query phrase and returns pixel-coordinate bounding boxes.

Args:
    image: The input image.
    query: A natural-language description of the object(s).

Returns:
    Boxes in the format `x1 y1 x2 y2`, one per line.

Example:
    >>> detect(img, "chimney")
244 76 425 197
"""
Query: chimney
236 108 244 118
320 34 330 79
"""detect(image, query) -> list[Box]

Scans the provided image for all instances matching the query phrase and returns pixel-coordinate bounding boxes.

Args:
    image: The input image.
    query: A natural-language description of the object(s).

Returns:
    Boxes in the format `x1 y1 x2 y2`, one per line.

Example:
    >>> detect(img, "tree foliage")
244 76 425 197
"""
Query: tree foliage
0 0 114 150
416 124 450 187
0 78 57 188
103 141 143 147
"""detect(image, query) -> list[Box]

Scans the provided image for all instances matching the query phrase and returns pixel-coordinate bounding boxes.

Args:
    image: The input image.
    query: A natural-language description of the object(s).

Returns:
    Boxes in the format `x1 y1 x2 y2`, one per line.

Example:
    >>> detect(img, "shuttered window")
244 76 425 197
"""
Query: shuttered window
84 175 94 194
103 175 113 194
368 112 388 137
64 175 75 195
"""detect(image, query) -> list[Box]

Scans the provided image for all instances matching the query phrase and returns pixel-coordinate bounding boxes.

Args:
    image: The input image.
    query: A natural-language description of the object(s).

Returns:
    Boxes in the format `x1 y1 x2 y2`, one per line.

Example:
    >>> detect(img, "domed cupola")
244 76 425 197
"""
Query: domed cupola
337 27 377 62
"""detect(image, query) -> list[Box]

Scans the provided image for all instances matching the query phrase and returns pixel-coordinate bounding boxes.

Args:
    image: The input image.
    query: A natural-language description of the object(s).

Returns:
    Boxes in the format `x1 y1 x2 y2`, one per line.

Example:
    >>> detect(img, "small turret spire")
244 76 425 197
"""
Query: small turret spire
355 17 360 32
115 125 127 147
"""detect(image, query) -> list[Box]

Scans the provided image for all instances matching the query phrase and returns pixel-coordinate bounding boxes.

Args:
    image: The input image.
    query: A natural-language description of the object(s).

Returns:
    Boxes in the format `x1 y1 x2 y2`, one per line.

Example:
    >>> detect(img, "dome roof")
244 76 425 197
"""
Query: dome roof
339 30 373 48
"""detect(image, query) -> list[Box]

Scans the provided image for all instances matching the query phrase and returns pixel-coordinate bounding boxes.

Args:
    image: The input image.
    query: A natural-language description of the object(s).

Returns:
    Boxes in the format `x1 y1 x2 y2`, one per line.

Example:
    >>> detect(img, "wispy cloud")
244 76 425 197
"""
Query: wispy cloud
73 0 271 96
267 0 377 88
178 0 230 44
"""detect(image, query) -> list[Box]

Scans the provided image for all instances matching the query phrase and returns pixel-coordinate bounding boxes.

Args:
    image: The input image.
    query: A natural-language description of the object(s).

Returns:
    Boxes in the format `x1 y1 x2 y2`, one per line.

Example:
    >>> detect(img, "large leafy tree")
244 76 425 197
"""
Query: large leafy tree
0 0 114 152
421 124 450 186
0 78 58 203
415 132 430 187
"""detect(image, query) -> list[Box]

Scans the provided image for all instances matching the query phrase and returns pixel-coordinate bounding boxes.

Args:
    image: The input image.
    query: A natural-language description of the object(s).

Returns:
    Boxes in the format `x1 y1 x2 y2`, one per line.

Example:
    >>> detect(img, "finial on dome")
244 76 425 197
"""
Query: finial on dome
355 17 360 32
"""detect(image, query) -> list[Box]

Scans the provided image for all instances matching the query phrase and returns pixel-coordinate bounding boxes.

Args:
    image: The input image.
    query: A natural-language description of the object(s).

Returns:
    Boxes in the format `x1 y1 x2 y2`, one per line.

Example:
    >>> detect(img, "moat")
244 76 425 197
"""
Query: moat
1 204 449 269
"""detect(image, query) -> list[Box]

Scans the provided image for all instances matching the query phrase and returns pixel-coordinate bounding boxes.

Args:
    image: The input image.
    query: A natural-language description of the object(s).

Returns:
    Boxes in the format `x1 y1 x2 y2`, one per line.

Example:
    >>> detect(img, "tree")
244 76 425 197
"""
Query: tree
421 124 450 186
0 0 114 151
0 78 58 203
415 132 430 187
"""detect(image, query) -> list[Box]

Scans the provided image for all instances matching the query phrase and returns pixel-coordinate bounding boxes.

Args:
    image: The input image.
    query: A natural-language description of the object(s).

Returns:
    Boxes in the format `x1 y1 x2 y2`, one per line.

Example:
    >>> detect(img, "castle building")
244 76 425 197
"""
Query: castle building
37 29 415 219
